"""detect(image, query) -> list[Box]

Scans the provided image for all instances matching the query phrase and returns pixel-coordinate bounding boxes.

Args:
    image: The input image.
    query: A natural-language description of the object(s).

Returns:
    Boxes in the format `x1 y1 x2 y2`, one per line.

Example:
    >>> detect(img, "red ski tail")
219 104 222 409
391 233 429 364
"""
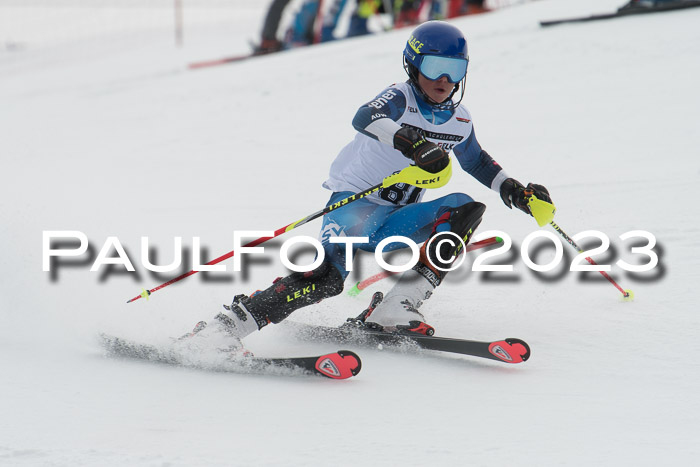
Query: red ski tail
315 350 362 379
488 338 531 364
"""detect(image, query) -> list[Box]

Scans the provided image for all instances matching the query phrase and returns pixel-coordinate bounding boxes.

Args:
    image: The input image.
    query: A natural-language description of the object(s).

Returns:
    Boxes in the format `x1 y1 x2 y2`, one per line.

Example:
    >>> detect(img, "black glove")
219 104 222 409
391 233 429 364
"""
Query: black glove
500 178 552 215
393 127 449 174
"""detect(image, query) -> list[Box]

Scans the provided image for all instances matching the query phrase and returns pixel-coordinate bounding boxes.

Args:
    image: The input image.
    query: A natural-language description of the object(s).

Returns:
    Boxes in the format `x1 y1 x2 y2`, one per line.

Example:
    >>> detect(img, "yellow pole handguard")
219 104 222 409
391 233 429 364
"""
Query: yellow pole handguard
382 159 453 189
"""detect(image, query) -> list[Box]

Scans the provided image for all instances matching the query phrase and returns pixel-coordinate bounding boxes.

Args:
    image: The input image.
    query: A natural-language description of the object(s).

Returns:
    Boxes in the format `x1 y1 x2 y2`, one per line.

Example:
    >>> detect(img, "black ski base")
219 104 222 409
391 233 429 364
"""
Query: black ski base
540 1 700 27
99 334 361 379
284 321 531 364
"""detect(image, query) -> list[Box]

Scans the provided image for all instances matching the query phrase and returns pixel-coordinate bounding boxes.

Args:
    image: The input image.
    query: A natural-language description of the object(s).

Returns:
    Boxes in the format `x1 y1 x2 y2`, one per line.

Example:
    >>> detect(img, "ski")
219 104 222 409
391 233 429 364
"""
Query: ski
188 39 295 70
99 334 361 380
188 53 255 70
540 1 700 27
283 321 531 364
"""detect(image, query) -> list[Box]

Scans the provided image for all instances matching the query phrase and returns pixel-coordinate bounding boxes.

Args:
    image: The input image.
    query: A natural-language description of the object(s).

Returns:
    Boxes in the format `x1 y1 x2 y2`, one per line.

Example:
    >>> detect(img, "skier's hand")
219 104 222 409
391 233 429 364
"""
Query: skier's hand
500 178 552 215
393 127 449 174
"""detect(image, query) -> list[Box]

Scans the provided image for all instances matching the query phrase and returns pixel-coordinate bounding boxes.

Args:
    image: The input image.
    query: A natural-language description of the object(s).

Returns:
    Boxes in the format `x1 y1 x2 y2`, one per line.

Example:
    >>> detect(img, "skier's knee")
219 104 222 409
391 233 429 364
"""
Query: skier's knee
420 201 486 282
447 201 486 242
433 201 486 242
444 192 473 208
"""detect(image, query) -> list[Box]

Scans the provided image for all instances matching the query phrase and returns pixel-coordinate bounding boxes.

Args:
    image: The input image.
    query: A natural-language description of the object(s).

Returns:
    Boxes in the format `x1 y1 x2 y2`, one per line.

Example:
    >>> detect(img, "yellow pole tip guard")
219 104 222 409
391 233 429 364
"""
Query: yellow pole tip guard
528 196 556 227
140 289 151 300
622 289 635 302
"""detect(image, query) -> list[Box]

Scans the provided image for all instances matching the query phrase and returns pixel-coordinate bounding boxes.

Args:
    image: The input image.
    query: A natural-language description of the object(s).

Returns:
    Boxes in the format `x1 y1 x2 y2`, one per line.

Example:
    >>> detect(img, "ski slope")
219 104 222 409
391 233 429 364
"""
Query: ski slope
2 0 700 465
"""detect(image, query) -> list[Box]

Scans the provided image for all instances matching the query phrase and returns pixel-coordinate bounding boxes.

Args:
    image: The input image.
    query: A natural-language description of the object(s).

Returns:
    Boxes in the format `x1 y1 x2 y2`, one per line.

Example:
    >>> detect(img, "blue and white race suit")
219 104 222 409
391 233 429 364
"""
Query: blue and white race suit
320 81 510 278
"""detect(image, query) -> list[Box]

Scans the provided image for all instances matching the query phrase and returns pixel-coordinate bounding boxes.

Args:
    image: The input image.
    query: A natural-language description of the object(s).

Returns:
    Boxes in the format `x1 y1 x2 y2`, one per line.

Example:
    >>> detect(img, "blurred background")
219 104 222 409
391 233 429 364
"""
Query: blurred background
0 0 534 59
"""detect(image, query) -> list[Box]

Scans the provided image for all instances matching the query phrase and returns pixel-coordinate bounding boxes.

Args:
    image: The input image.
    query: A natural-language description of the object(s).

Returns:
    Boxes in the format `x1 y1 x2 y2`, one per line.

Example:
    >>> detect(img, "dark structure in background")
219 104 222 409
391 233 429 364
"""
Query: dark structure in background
255 0 489 55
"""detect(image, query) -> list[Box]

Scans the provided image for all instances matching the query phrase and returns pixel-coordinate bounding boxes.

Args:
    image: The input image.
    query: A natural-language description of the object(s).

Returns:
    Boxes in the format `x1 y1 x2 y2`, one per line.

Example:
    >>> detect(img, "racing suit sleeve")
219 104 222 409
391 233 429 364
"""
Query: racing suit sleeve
453 127 510 192
351 85 407 146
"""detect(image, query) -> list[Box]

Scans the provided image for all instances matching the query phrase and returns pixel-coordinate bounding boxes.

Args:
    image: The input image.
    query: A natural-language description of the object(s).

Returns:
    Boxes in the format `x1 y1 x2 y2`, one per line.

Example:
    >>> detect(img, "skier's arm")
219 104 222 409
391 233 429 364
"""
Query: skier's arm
454 128 553 214
351 86 407 145
352 87 449 173
452 128 509 191
351 86 448 173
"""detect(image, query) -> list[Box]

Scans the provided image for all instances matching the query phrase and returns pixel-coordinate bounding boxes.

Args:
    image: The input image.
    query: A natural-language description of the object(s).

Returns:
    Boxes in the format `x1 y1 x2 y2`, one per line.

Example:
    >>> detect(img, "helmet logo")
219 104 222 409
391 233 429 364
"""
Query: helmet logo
408 35 424 54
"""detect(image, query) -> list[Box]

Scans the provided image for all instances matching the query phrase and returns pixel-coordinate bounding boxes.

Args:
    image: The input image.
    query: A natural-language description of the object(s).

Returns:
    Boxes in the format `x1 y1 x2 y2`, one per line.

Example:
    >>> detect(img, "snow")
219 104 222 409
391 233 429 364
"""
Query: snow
2 0 700 465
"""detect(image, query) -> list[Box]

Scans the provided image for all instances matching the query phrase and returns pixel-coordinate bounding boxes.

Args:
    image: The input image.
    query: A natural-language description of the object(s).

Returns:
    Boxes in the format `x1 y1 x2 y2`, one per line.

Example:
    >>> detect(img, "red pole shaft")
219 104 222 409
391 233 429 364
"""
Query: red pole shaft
126 225 290 303
127 181 385 303
584 257 628 296
549 221 630 298
354 236 503 292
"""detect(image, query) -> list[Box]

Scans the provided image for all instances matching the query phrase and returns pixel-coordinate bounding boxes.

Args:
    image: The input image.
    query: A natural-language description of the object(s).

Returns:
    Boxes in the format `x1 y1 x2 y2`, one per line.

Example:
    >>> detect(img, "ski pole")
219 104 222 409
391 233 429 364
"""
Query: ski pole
549 220 633 300
527 196 633 301
126 163 454 303
346 236 503 296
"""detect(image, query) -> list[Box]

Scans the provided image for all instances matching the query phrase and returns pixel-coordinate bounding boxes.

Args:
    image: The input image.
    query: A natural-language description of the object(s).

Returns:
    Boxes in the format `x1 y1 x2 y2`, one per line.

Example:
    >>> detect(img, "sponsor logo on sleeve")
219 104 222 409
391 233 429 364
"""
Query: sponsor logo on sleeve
368 89 398 109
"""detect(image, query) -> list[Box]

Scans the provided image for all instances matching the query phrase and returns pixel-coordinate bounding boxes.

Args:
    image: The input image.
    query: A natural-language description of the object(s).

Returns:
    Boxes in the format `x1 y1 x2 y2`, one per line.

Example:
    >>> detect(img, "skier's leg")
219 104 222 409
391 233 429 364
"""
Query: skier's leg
229 260 345 327
177 260 345 352
257 0 291 53
213 192 394 340
363 193 486 331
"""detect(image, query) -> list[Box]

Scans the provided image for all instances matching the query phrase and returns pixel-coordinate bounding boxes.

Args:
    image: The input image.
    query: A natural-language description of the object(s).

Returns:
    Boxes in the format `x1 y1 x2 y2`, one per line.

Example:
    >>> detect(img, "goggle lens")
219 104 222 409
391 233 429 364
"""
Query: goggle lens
419 55 468 83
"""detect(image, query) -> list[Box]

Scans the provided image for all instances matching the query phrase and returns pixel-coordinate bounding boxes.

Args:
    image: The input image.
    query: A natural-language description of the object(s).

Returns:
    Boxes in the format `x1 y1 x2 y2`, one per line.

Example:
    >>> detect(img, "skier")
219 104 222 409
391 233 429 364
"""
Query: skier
255 0 322 54
255 0 291 54
192 20 552 348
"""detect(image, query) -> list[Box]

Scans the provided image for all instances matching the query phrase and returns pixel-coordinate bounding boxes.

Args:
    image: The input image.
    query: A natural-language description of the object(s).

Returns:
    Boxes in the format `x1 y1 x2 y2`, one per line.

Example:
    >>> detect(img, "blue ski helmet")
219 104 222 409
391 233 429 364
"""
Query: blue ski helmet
403 21 469 108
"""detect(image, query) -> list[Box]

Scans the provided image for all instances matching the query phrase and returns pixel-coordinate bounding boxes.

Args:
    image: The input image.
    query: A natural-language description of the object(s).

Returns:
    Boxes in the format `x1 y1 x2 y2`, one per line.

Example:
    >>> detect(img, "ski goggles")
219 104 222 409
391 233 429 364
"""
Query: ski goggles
419 55 468 83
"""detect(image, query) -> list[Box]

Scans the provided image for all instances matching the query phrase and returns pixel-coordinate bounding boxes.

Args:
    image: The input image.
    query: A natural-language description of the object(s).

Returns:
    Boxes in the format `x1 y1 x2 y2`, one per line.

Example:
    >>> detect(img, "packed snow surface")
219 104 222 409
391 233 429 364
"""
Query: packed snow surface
1 0 699 465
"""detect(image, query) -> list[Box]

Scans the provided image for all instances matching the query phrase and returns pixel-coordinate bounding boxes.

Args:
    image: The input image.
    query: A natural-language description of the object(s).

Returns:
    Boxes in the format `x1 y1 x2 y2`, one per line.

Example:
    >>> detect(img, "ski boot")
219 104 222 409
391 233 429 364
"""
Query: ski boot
354 202 485 336
342 291 385 330
176 295 261 358
344 291 435 336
